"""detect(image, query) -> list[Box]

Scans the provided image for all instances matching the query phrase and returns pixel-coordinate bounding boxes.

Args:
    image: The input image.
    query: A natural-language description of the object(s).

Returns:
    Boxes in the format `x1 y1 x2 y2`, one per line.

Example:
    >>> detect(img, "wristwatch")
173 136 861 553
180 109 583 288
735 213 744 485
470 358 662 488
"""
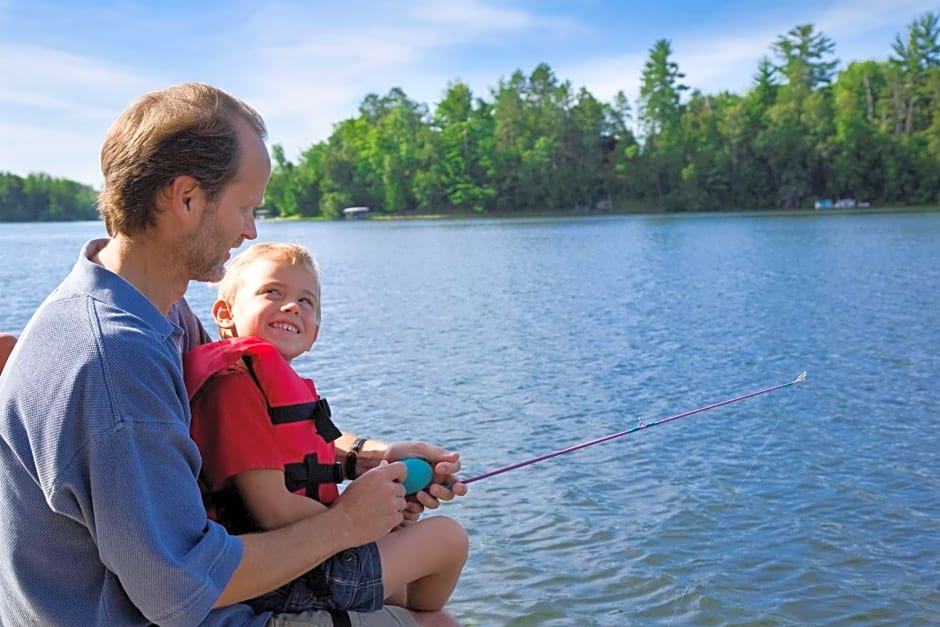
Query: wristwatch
345 437 368 480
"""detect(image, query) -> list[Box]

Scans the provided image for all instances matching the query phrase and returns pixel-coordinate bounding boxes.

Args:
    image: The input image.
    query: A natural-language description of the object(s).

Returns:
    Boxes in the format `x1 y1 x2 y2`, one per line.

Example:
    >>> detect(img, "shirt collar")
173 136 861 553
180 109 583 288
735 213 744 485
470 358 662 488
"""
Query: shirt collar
63 239 180 341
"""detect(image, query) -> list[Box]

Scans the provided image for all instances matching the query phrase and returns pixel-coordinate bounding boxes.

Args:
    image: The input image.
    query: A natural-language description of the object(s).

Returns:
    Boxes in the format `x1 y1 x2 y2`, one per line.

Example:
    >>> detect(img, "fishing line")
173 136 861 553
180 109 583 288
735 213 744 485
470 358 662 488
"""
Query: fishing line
403 372 807 491
457 371 807 486
666 372 808 626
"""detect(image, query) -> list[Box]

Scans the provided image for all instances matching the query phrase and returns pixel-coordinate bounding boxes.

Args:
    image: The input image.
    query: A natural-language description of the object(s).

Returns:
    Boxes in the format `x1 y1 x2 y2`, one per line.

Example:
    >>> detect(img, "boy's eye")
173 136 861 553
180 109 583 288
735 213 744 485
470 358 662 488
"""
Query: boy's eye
264 288 280 296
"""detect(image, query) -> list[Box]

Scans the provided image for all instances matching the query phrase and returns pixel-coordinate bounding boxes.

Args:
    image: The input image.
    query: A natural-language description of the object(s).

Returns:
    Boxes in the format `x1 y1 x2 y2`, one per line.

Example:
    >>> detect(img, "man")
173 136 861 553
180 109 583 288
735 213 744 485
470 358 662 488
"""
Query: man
0 83 464 627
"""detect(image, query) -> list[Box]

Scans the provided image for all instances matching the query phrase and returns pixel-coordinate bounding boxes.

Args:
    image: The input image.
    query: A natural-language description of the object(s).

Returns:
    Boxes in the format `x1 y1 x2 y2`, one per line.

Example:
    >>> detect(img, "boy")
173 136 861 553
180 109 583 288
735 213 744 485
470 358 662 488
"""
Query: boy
185 242 468 615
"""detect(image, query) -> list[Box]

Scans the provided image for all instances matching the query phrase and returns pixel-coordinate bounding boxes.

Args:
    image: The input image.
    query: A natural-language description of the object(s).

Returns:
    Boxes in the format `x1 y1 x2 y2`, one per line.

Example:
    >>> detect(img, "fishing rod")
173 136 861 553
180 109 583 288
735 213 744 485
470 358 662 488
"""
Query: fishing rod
400 371 807 494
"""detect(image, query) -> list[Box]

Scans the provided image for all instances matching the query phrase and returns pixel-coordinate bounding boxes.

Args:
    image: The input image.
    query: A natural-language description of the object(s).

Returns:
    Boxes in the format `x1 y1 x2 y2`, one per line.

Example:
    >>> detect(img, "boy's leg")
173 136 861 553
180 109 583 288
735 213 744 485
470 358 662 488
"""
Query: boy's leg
266 605 417 627
376 517 468 611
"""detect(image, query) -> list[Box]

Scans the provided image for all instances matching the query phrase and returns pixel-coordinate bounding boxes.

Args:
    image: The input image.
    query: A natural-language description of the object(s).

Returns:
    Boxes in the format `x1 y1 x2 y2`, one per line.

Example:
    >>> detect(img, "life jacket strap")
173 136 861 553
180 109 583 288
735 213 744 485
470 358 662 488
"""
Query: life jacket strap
268 398 342 442
242 355 342 442
284 452 346 497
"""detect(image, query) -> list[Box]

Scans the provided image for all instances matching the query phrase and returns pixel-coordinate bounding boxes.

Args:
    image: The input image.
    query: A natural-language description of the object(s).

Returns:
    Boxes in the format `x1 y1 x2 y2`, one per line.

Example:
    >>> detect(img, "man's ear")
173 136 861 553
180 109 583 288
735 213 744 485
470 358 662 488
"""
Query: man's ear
163 176 202 224
213 299 236 334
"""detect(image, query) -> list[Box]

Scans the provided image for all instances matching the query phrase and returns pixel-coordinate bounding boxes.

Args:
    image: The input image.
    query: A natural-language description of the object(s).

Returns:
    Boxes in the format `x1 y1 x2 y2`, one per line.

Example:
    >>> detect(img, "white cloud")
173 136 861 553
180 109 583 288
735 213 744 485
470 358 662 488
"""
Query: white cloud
0 44 152 115
814 0 936 40
2 0 935 184
0 42 160 185
568 0 939 113
236 0 570 160
557 52 648 107
412 0 536 30
0 121 104 187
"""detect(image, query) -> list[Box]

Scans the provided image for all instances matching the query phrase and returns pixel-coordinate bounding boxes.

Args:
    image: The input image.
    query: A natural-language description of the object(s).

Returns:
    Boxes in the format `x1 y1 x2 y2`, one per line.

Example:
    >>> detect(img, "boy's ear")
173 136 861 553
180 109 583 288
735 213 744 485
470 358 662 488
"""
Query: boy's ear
212 299 236 333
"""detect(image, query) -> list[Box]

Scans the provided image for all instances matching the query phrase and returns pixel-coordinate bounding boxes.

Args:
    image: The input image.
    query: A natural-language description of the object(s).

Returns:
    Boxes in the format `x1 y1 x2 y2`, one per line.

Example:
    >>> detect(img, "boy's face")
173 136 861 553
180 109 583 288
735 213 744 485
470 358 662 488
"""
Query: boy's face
218 257 320 361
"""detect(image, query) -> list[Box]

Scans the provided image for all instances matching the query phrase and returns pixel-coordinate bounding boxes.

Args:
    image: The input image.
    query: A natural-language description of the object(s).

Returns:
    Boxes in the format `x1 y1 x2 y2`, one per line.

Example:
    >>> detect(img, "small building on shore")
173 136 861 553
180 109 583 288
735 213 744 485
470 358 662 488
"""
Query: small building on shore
342 206 371 220
815 198 870 210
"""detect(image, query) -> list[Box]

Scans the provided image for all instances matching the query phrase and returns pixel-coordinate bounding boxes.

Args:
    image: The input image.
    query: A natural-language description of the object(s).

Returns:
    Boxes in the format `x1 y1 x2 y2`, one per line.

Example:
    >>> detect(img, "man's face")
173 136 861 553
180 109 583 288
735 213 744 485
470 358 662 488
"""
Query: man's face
185 120 270 282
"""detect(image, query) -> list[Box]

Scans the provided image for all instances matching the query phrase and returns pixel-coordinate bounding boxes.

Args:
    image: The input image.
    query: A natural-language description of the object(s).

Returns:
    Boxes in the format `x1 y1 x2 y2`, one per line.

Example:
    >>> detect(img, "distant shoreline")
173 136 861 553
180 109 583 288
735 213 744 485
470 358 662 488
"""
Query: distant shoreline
261 204 940 223
3 204 939 225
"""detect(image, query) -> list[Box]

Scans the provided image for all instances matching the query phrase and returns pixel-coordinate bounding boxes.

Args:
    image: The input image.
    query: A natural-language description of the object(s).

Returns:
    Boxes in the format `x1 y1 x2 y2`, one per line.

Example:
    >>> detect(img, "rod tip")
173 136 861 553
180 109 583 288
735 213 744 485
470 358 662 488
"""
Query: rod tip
795 371 808 384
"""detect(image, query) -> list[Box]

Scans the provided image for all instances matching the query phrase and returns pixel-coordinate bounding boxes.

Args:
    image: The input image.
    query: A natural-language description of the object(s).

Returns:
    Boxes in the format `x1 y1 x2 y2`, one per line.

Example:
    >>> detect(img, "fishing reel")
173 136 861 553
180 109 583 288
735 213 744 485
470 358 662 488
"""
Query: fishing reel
400 457 435 495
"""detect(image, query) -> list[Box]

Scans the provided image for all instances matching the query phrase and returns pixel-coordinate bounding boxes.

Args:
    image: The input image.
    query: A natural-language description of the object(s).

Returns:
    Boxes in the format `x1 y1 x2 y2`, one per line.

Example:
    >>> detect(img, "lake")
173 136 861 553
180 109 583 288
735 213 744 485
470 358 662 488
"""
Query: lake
1 212 938 625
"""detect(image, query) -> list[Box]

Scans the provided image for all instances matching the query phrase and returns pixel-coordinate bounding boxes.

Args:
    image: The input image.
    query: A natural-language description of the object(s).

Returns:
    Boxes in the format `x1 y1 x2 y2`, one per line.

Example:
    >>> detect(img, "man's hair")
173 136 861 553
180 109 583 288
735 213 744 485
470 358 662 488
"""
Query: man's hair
216 242 321 338
98 82 267 236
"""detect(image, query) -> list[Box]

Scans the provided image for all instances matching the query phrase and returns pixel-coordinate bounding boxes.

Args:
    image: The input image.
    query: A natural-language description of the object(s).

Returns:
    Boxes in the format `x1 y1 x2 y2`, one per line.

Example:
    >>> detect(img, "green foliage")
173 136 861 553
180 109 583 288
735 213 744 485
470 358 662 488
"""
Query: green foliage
10 12 940 221
264 11 939 217
0 172 98 222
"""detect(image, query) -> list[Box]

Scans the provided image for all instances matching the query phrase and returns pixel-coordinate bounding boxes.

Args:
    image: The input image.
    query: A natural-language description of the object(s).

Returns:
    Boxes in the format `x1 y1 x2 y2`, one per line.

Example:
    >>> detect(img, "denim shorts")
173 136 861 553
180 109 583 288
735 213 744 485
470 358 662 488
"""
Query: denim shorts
251 542 384 613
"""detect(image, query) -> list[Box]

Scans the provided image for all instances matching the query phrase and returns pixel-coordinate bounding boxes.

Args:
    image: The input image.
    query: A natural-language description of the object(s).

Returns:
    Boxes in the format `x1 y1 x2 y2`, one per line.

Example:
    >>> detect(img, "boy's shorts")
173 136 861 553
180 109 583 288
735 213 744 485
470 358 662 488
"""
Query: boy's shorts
266 605 417 627
252 542 384 614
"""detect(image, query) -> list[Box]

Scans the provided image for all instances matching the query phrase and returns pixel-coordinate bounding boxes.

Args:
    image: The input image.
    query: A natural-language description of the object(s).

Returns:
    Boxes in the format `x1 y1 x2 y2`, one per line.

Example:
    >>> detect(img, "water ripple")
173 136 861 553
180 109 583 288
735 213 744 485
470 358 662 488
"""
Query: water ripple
3 214 939 625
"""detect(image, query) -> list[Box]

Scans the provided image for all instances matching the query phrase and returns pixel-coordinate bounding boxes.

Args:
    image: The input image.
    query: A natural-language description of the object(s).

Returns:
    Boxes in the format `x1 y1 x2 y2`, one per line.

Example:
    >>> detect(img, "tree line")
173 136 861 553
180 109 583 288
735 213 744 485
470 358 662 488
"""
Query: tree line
2 12 938 222
266 12 939 217
0 172 97 222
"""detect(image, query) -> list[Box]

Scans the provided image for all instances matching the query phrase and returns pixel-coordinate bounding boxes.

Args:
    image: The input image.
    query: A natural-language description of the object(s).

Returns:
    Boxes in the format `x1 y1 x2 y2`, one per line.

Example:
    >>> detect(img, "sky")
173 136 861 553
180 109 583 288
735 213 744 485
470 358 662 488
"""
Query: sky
1 0 936 188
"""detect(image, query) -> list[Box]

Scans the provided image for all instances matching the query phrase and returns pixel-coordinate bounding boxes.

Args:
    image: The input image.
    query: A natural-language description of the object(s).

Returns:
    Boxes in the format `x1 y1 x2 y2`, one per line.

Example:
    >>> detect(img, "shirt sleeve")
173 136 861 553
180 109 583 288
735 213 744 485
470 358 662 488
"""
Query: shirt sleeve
51 327 244 627
190 367 285 490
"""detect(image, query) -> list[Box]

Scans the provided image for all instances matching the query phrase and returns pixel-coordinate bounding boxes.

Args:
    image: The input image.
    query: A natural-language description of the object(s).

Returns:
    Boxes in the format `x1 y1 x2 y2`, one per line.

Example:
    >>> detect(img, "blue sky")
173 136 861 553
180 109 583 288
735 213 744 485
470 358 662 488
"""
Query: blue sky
1 0 935 187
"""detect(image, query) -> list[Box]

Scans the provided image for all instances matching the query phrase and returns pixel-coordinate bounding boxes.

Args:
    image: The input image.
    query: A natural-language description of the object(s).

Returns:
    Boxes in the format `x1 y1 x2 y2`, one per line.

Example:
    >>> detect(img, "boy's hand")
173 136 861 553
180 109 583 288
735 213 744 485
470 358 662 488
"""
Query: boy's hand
396 500 424 528
384 443 468 509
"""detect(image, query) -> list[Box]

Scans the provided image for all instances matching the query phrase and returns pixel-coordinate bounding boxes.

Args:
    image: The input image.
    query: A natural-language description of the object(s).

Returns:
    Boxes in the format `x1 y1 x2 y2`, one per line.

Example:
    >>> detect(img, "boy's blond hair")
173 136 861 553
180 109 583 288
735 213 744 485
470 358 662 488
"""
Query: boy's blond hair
216 242 321 339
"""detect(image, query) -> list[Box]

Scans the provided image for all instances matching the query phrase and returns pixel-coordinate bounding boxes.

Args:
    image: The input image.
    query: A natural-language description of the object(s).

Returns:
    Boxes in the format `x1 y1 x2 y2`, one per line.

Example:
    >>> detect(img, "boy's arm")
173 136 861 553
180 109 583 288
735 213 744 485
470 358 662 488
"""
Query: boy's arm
232 469 326 530
215 460 409 607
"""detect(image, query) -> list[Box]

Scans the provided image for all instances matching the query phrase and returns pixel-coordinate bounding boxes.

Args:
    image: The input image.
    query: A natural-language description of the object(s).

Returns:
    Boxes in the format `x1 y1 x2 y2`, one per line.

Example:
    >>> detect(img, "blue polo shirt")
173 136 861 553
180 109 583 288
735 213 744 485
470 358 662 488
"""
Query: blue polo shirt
0 240 267 626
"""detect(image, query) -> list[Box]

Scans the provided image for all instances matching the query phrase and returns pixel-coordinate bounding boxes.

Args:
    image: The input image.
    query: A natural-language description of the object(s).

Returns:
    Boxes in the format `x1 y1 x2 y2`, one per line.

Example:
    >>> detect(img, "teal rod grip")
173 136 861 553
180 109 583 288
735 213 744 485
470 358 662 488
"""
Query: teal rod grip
401 457 434 495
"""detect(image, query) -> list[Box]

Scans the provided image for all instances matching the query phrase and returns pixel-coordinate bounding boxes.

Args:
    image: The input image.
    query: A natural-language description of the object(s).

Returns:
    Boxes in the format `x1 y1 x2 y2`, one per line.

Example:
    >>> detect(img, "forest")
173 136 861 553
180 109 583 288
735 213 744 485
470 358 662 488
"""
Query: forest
0 172 97 222
2 13 938 222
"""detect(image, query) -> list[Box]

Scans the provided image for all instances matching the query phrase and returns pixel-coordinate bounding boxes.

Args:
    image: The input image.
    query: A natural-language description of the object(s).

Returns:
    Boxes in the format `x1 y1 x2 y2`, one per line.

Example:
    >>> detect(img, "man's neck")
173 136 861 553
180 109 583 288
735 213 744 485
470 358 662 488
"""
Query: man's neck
95 235 188 315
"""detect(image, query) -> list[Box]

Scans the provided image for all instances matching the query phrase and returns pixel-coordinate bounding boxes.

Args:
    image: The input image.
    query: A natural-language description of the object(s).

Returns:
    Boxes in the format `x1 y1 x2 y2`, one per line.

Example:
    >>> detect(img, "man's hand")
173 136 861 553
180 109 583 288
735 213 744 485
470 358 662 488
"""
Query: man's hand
332 461 408 545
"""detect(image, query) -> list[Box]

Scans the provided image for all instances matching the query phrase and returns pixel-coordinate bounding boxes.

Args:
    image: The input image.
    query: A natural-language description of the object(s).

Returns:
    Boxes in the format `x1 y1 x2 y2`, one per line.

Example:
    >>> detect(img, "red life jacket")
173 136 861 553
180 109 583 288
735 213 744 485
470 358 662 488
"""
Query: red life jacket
184 337 343 532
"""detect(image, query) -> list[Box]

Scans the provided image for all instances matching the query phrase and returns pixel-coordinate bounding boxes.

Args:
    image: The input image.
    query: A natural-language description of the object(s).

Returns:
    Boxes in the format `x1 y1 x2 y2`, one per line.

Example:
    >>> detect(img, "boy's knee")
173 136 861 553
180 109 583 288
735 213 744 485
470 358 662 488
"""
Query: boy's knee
427 516 469 561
